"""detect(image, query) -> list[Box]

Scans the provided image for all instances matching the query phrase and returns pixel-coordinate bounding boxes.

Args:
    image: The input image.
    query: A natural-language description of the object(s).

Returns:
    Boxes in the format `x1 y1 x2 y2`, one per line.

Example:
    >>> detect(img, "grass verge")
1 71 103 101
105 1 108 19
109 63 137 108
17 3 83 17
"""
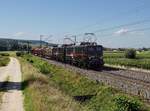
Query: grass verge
22 54 150 111
19 57 83 111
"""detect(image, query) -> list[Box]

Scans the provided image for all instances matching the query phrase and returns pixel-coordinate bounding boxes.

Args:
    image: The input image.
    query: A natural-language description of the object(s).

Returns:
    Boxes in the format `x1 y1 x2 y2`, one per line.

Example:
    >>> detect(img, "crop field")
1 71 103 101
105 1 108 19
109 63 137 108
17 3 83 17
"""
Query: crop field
104 51 150 70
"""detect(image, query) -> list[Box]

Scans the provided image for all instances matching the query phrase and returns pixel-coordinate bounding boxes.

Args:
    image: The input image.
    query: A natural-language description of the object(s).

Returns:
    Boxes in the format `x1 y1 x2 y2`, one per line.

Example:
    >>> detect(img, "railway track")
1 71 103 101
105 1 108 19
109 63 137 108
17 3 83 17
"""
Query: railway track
43 58 150 102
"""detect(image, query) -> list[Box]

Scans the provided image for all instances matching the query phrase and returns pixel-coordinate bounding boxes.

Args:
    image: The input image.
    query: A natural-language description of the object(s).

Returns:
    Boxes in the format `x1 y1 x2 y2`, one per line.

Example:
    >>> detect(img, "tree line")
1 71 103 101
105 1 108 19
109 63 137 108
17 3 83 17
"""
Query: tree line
0 39 31 51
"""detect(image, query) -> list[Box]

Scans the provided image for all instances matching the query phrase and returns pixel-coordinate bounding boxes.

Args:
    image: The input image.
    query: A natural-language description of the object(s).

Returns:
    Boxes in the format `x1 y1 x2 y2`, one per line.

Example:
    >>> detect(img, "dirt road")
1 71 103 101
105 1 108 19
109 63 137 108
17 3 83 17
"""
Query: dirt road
0 57 24 111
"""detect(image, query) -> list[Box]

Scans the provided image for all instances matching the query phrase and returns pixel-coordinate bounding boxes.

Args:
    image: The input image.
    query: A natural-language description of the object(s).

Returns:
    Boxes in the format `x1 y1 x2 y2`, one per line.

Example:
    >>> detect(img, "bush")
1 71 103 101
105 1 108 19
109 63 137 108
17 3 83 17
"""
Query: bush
0 57 10 66
0 53 9 56
26 58 34 63
39 62 51 74
29 59 34 63
114 95 142 111
16 51 25 56
125 49 136 59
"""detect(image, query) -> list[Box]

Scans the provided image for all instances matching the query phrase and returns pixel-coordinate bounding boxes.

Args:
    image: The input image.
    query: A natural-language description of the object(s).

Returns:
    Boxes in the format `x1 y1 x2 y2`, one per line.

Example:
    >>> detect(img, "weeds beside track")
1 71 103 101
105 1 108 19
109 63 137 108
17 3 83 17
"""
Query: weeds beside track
21 54 150 111
19 57 83 111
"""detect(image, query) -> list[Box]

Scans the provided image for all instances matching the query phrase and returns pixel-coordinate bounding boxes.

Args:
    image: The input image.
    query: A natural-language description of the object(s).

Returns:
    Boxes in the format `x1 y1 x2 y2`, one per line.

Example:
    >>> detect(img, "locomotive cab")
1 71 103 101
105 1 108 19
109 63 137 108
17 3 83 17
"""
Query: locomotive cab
87 45 103 57
86 45 104 69
70 42 104 69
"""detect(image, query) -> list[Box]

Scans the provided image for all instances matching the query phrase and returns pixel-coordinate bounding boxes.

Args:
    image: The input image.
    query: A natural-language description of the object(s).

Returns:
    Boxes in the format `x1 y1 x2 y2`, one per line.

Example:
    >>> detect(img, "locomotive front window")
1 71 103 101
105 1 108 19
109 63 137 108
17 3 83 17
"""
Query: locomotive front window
87 46 102 55
88 47 94 52
96 47 102 51
87 47 96 55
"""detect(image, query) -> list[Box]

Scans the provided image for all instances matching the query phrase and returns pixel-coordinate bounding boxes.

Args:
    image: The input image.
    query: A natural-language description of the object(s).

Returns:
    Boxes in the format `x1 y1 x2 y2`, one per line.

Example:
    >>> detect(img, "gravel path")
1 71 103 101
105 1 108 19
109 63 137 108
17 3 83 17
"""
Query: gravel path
0 57 24 111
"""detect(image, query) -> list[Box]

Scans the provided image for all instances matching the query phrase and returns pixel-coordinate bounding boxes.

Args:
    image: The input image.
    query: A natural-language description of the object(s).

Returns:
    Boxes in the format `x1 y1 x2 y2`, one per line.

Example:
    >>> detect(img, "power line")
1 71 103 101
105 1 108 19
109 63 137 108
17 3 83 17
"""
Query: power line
97 27 150 38
67 3 148 34
75 19 150 37
93 19 150 33
130 27 150 32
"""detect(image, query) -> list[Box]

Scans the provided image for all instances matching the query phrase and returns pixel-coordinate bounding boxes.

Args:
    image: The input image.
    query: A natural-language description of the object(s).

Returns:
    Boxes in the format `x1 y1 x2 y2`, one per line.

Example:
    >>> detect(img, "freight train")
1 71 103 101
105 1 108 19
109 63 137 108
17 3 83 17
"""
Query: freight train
32 42 104 69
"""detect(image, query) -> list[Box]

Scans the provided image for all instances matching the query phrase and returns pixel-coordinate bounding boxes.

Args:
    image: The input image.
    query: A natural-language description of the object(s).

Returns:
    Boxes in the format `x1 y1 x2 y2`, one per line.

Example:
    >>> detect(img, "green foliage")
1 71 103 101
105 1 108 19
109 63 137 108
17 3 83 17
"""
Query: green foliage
23 54 99 96
104 51 150 69
104 52 124 58
0 53 9 56
26 58 34 63
21 54 149 111
20 57 83 111
51 69 99 96
137 51 150 59
86 87 117 111
16 51 25 56
105 58 150 69
39 62 51 74
114 95 142 111
0 56 10 66
24 55 51 74
16 52 21 56
125 49 136 59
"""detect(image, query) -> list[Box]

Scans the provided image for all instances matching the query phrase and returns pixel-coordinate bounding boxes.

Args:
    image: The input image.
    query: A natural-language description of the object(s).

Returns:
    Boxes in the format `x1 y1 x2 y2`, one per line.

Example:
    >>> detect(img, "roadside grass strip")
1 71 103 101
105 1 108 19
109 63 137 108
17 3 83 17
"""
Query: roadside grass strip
20 57 84 111
21 54 150 111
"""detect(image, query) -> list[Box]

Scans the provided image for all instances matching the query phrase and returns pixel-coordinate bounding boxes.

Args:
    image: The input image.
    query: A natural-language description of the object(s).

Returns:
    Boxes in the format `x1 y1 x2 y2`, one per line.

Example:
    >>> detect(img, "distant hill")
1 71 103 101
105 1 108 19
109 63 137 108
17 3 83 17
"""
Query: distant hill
0 38 57 51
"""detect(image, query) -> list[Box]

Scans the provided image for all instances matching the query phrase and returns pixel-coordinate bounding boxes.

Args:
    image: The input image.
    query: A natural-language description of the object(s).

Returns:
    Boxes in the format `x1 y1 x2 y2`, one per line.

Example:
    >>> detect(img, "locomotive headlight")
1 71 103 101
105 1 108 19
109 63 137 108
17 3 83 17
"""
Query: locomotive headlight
70 53 74 59
88 56 95 60
99 56 103 59
56 52 58 55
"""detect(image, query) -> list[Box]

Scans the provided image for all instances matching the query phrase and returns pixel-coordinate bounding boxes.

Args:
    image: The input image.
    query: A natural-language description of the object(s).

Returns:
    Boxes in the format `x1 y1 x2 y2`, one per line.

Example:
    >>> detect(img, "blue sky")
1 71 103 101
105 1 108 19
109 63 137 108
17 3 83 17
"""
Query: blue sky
0 0 150 48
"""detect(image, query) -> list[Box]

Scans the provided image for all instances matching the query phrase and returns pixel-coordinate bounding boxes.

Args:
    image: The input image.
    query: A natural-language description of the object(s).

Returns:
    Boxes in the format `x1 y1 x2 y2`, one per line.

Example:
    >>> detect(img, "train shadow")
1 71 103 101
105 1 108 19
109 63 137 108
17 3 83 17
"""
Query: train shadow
0 80 96 103
0 78 36 91
101 66 120 71
73 94 95 102
0 81 22 91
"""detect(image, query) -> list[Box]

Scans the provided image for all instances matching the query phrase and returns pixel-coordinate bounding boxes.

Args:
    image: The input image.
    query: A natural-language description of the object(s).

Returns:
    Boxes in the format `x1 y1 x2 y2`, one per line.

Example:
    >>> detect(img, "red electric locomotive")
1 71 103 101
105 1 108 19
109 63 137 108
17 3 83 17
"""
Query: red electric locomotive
51 42 104 69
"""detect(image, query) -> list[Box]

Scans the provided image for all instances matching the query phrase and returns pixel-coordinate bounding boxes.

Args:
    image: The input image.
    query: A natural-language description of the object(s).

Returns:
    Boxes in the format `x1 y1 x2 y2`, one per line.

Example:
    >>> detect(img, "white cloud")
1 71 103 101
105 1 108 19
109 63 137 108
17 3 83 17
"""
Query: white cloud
13 32 26 36
114 28 129 35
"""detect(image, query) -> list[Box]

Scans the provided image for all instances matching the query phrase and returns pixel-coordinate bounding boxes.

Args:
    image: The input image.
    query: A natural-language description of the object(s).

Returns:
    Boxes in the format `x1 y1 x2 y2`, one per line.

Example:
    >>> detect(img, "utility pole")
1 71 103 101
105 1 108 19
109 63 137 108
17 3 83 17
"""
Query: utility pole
40 35 43 48
40 35 52 48
44 35 52 48
73 35 76 45
27 41 30 53
64 34 77 45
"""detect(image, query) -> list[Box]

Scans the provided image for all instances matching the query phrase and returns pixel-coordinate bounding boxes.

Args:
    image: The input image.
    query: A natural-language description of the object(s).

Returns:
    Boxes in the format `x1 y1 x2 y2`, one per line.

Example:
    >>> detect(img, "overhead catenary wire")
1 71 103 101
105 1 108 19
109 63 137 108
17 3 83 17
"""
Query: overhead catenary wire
74 19 150 38
96 27 150 38
0 3 149 44
64 3 148 36
93 19 150 33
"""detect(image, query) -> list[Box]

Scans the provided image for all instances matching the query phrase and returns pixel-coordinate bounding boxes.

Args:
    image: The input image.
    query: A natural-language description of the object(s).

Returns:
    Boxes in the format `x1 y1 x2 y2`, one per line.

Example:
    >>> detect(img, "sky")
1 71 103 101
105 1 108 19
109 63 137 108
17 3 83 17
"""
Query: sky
0 0 150 48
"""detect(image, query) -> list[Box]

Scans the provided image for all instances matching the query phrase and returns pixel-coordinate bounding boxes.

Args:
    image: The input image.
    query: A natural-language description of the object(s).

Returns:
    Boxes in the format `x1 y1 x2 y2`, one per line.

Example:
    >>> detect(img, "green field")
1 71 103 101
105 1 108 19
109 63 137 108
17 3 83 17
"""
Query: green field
104 51 150 69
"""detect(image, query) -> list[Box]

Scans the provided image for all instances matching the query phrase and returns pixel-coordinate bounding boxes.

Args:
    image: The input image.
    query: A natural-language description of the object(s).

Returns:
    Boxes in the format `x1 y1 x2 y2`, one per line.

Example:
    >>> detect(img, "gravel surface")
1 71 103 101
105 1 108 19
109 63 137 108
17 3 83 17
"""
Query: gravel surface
0 57 24 111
